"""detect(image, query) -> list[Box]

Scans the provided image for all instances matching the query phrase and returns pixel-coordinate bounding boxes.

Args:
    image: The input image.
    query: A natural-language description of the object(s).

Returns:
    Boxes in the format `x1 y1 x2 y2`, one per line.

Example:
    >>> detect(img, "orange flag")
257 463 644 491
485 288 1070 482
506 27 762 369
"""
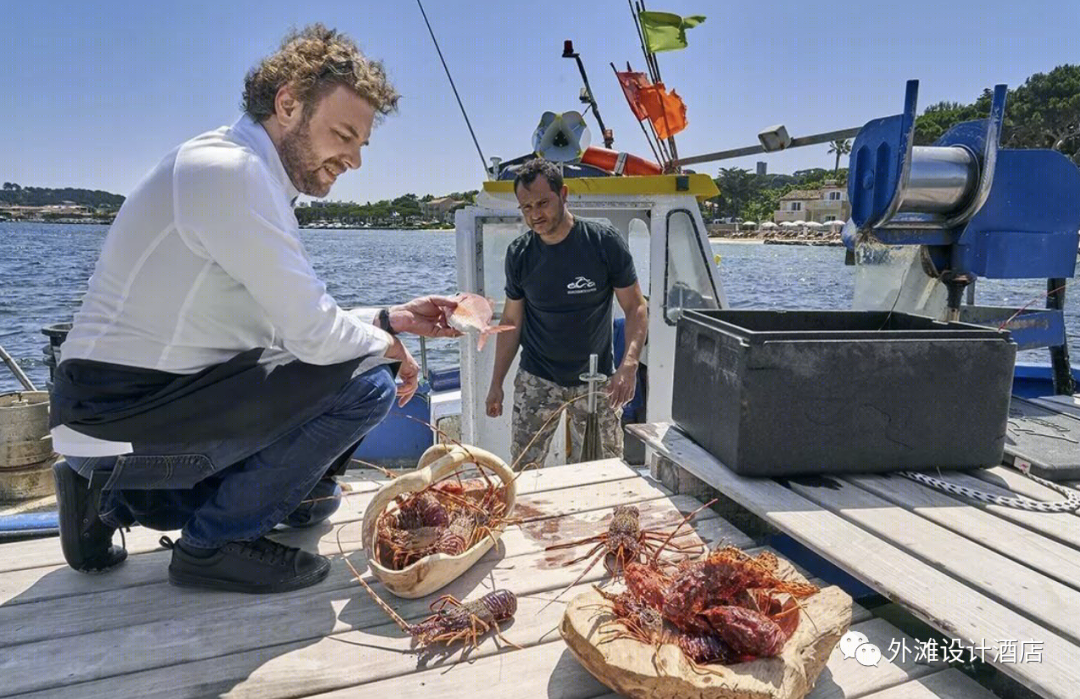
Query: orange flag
638 82 688 139
615 69 652 121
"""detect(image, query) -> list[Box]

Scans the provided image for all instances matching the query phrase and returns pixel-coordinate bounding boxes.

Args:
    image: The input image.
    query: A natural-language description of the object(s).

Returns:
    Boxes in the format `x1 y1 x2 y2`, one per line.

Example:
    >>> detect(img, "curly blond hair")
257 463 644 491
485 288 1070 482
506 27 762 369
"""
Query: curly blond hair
243 24 399 121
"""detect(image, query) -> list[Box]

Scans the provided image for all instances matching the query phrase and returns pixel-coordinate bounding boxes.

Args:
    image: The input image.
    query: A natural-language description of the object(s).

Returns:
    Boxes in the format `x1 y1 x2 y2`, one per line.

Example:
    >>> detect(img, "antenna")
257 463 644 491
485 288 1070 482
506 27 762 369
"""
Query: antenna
562 41 613 149
416 0 490 177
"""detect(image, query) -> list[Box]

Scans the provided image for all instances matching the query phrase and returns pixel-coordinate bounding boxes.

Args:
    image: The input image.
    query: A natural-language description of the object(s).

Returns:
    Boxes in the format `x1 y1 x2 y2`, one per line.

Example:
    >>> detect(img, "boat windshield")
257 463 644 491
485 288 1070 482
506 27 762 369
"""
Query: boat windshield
664 209 719 323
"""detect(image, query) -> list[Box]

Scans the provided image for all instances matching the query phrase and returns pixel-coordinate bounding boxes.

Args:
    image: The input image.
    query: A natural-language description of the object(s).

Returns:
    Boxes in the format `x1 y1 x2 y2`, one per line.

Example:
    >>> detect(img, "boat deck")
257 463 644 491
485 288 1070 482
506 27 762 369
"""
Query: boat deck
1 458 1000 698
631 421 1080 699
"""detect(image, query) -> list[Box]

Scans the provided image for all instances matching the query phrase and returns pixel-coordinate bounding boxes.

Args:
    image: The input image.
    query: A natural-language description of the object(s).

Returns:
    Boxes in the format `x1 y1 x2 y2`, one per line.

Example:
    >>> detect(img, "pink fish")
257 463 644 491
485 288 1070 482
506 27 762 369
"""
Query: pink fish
448 293 514 350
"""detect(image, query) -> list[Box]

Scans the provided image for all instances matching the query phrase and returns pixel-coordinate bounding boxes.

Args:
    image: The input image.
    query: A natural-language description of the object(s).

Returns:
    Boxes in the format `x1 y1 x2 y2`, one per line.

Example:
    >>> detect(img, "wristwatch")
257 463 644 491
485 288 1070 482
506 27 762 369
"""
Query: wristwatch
377 307 397 336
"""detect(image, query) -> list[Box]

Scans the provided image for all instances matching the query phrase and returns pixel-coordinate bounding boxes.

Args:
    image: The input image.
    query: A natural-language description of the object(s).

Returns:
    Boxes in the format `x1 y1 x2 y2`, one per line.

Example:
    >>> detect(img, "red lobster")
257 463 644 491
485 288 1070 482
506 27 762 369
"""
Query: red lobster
599 547 819 669
374 462 514 570
541 500 714 610
359 572 519 649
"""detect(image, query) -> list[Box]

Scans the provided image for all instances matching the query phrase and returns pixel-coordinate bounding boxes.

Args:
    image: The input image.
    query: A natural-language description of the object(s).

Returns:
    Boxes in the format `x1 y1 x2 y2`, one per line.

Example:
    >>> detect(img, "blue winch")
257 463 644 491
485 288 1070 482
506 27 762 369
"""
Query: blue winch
845 80 1080 394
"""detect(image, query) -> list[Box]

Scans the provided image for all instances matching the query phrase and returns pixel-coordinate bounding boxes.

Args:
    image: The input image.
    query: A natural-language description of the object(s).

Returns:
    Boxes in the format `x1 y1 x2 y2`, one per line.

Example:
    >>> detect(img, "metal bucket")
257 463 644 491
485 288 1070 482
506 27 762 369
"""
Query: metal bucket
0 391 56 501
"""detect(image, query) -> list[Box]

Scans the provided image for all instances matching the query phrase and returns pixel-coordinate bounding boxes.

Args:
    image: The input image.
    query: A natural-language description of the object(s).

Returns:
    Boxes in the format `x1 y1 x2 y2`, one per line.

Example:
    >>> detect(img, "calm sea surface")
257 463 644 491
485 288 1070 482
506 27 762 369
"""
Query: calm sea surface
1 222 1077 392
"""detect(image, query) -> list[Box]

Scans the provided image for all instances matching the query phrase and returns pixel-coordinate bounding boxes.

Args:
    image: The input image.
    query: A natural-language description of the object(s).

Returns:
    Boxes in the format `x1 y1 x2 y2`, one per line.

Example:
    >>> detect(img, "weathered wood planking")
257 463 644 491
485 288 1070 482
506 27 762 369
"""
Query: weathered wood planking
891 470 1080 551
629 422 1080 699
857 668 1000 698
0 499 735 649
0 465 739 610
786 476 1080 646
846 474 1080 592
0 459 639 574
0 488 737 694
301 617 930 699
0 471 742 637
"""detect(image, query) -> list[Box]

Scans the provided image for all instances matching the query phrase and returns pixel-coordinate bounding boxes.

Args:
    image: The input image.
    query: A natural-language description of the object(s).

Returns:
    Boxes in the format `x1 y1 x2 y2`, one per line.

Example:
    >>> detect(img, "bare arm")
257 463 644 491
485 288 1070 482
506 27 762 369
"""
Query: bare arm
615 282 648 370
486 297 524 417
609 282 649 408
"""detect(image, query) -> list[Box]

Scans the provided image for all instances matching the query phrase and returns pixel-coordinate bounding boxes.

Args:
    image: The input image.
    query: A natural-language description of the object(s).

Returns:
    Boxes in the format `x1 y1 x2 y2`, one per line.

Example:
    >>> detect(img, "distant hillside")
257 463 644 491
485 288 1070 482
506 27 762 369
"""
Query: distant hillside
1 183 124 209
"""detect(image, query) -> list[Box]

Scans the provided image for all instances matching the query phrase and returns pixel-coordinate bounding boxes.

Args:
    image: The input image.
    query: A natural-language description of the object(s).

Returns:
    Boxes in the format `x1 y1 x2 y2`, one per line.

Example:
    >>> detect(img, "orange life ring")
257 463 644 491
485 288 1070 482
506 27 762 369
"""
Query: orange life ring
580 146 663 176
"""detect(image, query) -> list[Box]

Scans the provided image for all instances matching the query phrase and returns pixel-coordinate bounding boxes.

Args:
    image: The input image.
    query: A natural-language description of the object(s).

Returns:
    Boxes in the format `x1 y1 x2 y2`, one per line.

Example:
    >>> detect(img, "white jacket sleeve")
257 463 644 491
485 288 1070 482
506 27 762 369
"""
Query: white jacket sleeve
177 156 393 365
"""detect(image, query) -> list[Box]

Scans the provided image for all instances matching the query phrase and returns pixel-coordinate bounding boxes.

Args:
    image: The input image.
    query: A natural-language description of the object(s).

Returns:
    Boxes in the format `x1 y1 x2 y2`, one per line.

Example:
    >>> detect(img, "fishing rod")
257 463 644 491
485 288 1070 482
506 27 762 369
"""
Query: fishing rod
416 0 490 177
627 0 675 165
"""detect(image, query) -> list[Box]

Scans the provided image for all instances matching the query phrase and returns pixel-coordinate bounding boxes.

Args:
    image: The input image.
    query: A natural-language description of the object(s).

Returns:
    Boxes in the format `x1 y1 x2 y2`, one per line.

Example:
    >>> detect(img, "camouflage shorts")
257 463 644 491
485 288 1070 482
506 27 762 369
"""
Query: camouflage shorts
510 369 624 470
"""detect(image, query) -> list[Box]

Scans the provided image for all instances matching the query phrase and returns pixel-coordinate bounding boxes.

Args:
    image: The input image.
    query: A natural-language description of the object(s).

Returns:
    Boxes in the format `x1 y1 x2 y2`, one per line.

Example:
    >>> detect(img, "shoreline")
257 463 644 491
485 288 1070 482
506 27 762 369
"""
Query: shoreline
709 235 844 247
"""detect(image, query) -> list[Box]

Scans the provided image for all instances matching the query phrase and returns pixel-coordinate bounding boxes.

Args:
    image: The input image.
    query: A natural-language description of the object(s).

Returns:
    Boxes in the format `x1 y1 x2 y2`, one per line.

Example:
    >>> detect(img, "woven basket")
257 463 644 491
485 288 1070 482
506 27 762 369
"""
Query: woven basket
361 443 516 599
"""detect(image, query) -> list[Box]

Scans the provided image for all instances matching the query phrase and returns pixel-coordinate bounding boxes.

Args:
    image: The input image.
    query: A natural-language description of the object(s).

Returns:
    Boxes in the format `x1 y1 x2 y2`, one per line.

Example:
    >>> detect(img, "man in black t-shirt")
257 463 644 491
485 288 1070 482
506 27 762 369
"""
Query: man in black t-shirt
485 159 648 469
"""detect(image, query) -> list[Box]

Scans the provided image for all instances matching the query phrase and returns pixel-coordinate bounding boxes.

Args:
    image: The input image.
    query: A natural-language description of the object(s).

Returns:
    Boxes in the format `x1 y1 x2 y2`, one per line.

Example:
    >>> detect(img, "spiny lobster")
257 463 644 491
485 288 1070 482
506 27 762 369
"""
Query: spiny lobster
541 500 715 610
374 462 514 570
354 563 520 650
598 546 820 670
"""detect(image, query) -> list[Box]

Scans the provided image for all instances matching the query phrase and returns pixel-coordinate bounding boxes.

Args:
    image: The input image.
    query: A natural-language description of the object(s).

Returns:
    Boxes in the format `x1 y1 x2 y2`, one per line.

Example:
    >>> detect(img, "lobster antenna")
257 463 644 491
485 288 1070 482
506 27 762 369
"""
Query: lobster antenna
650 499 717 565
336 525 413 634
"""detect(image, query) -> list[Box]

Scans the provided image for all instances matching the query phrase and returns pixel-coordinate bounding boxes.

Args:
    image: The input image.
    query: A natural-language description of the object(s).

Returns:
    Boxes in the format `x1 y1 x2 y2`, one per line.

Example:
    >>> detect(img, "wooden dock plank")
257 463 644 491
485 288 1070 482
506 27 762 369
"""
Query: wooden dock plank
0 460 652 583
903 471 1080 551
847 474 1080 592
629 422 1080 699
970 466 1080 518
11 577 862 699
1030 395 1080 421
306 617 924 699
0 451 997 699
786 476 1080 645
0 459 640 574
859 669 999 698
0 491 736 695
0 473 733 644
0 488 737 610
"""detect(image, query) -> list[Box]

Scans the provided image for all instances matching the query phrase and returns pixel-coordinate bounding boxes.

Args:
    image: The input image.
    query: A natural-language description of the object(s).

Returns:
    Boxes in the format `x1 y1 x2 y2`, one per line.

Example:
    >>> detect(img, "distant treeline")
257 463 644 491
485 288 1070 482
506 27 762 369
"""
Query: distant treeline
294 191 478 227
708 64 1080 223
1 182 125 209
706 168 848 223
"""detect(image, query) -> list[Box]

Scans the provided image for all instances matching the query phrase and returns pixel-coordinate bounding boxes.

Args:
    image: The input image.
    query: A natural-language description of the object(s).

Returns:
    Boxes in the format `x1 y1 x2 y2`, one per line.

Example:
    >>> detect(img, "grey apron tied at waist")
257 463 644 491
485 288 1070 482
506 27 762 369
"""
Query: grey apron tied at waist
50 348 398 455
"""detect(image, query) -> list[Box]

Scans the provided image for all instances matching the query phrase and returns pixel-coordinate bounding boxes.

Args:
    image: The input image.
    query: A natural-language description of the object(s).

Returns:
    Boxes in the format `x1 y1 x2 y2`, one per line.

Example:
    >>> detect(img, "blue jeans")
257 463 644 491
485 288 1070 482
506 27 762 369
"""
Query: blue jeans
66 365 395 549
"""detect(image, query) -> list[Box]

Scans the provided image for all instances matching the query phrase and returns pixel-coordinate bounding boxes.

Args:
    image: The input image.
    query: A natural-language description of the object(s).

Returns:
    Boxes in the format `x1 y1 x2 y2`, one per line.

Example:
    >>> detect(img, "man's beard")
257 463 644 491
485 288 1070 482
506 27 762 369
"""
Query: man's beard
278 118 333 197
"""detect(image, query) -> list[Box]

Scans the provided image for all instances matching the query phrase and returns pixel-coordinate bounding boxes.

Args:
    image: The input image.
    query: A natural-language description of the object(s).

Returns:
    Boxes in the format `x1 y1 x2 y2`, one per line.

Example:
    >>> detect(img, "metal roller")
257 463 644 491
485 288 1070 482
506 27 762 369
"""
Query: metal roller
898 146 978 215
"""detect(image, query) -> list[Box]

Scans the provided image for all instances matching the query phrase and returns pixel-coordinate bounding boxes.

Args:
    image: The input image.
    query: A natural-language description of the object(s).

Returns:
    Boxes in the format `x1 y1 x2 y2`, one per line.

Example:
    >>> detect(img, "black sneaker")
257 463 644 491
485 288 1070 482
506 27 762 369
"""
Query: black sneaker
161 535 331 593
53 459 127 574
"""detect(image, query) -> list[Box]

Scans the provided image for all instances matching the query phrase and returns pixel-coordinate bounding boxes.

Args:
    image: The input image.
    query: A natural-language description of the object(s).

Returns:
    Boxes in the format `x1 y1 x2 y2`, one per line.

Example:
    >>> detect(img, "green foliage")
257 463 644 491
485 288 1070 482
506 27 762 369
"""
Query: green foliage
1005 65 1080 161
0 184 124 209
292 190 477 228
914 100 984 145
827 139 852 172
913 65 1080 164
705 167 847 222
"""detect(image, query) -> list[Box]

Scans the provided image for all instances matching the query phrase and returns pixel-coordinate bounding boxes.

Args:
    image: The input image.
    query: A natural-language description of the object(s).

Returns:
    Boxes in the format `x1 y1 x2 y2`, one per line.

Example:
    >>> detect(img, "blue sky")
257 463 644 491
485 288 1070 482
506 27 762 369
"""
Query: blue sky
2 1 1077 203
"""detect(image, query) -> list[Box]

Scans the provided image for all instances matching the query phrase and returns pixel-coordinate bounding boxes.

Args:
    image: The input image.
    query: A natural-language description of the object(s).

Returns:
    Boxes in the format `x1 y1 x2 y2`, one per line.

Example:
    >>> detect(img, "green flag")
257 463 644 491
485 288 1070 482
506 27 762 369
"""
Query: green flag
638 11 705 53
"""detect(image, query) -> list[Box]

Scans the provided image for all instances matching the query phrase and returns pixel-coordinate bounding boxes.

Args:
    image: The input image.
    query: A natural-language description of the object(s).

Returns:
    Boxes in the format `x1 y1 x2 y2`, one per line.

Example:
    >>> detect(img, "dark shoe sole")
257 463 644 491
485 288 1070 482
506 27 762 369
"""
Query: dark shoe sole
167 559 331 594
53 461 127 574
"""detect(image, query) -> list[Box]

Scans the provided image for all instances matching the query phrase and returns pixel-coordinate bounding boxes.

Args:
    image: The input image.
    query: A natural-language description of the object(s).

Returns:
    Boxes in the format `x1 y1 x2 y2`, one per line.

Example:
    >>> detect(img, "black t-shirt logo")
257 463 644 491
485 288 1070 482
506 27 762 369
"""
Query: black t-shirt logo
567 276 597 295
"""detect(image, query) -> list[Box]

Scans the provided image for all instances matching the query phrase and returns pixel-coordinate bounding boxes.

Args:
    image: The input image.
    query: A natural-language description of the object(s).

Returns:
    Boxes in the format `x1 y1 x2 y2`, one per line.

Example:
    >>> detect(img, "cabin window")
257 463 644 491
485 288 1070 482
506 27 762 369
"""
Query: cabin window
479 217 527 317
628 218 650 298
663 210 719 325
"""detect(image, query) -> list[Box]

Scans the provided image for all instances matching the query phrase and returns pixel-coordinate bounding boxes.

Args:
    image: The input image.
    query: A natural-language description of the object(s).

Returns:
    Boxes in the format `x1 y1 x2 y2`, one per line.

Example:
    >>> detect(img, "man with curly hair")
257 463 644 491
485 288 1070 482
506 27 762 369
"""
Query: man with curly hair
48 25 459 593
